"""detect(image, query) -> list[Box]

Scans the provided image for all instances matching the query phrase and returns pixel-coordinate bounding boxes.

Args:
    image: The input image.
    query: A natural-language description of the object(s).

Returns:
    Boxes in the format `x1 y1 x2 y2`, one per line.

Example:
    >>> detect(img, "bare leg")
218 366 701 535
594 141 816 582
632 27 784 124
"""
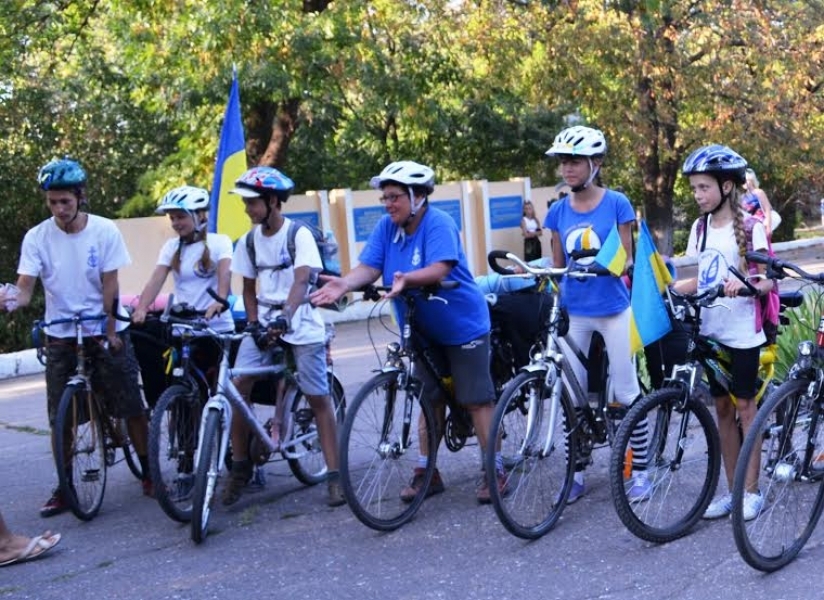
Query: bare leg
306 394 339 470
126 413 149 456
736 397 761 493
715 395 740 490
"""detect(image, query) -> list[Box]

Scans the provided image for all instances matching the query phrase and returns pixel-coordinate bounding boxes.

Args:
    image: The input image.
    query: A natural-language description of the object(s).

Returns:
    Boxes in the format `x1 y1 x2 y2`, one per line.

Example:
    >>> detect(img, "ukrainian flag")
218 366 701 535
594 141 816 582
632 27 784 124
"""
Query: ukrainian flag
594 224 627 276
209 72 248 240
629 220 673 354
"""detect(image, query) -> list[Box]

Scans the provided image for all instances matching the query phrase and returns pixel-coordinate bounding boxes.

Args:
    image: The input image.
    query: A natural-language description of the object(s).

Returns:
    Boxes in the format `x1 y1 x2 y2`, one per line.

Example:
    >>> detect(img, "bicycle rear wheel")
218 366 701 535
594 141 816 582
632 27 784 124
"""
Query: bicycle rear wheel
150 384 202 523
486 370 576 539
340 371 437 531
731 379 824 572
54 382 107 521
286 372 347 485
191 407 223 544
610 387 720 543
119 418 144 480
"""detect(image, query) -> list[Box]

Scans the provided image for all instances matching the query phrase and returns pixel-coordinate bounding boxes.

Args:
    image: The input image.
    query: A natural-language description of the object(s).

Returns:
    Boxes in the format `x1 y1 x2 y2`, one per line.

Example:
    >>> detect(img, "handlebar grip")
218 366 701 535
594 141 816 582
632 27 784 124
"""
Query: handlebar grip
744 251 770 265
207 288 231 310
487 250 516 275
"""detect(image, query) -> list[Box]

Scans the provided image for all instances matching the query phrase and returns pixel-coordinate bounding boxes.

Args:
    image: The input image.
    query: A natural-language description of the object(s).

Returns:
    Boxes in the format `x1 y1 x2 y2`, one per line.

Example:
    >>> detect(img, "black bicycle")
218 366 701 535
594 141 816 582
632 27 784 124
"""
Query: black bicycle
338 282 516 531
609 277 800 544
731 252 824 571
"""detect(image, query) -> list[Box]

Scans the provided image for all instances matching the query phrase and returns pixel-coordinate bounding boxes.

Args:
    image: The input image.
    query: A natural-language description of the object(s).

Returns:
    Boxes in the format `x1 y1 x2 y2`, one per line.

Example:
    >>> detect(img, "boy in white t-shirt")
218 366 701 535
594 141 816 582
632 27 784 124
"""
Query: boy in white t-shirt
0 158 151 517
222 166 344 508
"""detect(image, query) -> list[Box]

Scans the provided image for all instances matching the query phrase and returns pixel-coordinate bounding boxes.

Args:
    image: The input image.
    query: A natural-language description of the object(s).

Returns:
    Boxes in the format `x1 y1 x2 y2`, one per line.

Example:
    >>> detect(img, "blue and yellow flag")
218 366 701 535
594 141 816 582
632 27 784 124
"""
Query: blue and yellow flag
629 220 673 354
594 224 627 276
209 72 248 240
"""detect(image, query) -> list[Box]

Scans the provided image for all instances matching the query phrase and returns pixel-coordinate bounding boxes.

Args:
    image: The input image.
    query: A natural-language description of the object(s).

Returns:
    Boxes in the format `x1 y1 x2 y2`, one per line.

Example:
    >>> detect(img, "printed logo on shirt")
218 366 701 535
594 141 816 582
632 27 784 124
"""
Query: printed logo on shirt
193 261 217 278
698 250 724 289
411 246 422 267
564 225 601 265
87 246 99 268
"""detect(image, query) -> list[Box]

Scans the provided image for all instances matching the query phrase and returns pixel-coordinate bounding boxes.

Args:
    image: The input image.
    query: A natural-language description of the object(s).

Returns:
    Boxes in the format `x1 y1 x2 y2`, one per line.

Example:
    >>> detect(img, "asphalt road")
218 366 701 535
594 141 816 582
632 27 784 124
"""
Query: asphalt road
2 307 824 600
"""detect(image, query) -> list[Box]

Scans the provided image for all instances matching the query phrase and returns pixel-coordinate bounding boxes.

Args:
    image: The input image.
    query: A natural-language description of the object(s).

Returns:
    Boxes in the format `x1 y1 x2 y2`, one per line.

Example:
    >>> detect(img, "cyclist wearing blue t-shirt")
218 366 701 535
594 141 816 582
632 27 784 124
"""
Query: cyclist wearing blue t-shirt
311 161 504 504
544 126 650 504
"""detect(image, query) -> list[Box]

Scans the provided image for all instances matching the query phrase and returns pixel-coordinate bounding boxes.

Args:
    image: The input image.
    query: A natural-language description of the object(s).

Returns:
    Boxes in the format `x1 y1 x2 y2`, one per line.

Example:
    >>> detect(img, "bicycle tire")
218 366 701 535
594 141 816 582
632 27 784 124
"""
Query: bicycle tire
609 387 721 543
54 382 107 521
287 372 347 486
340 370 437 531
120 418 144 480
191 407 223 544
485 369 577 539
731 379 824 572
150 384 202 523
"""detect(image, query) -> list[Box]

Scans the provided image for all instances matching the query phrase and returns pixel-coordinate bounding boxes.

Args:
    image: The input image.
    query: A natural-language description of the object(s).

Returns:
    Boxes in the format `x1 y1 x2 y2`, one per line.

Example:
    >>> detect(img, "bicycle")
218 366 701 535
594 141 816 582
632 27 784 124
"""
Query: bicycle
609 277 801 544
146 302 220 523
731 252 824 572
181 298 346 544
33 314 146 521
338 282 517 532
482 250 637 539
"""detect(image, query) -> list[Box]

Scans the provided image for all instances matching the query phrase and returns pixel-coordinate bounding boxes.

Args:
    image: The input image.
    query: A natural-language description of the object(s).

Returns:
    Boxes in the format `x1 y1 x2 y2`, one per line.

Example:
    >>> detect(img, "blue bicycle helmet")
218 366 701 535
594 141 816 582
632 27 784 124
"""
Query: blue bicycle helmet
230 167 294 201
38 158 87 191
682 145 748 184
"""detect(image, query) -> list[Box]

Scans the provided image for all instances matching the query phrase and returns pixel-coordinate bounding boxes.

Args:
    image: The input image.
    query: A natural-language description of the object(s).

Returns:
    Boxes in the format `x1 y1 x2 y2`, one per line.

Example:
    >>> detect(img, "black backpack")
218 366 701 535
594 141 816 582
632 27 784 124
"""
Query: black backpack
244 220 341 288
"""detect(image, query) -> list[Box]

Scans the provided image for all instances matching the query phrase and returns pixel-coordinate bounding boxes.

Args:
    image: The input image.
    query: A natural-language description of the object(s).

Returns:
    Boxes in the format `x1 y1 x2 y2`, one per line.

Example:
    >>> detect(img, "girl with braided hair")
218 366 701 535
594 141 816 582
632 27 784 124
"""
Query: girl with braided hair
674 144 775 522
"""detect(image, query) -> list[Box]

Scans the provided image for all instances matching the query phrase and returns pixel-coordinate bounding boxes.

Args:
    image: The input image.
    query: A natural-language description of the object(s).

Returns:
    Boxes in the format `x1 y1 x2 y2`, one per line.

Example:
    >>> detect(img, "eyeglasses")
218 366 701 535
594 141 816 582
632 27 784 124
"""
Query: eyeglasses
379 192 408 204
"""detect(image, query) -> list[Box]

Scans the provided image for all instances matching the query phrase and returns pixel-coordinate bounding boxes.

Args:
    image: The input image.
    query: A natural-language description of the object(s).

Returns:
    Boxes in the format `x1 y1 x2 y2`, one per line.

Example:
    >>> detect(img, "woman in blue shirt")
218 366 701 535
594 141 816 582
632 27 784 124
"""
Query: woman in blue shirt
311 161 503 504
544 126 649 504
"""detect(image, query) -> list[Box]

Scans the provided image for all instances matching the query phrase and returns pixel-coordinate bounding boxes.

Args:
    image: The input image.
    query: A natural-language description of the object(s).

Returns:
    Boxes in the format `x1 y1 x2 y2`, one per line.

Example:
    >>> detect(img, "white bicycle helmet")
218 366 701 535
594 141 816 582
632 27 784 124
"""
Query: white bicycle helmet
156 185 210 214
545 126 607 158
370 161 436 193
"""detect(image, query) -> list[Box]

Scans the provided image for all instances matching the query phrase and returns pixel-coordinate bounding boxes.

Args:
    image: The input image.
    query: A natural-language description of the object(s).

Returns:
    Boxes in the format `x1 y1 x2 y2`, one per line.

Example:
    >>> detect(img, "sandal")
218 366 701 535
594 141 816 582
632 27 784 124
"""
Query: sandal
0 532 62 567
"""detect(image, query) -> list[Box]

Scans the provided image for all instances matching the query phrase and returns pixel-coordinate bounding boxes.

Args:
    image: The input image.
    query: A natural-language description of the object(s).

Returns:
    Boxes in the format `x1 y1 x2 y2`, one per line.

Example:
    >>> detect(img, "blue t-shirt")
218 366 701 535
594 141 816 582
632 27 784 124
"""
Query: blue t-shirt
545 189 635 317
359 206 490 345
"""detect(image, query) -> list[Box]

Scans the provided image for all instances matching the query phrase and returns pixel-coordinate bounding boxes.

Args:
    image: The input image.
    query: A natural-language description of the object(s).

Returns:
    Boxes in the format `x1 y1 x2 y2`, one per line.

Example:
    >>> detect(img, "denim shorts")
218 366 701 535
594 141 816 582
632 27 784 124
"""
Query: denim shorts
45 330 145 425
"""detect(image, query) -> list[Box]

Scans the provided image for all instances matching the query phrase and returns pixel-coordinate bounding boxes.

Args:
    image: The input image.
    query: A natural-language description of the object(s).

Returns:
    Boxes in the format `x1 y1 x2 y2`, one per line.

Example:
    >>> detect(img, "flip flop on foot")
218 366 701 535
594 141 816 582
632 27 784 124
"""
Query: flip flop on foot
0 532 62 567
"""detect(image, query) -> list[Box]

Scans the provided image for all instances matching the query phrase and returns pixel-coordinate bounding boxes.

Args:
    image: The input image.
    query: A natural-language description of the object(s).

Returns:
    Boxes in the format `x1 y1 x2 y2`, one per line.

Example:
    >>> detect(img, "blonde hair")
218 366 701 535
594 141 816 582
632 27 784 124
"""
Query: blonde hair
745 168 759 188
170 212 214 274
730 187 749 271
522 200 535 216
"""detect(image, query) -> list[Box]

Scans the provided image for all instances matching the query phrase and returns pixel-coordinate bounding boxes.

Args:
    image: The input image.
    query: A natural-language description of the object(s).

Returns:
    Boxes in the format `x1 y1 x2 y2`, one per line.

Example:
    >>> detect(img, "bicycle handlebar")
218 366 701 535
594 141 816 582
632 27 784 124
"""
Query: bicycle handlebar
745 251 824 284
487 250 614 279
358 280 459 303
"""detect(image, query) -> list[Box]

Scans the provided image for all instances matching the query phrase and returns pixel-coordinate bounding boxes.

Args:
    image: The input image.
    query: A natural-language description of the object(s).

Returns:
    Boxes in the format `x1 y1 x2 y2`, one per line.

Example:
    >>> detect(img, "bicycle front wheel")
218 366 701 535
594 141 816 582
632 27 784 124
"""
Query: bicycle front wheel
150 384 202 523
286 372 347 486
486 370 576 539
340 371 437 531
610 387 720 543
191 407 223 544
54 382 107 521
731 379 824 572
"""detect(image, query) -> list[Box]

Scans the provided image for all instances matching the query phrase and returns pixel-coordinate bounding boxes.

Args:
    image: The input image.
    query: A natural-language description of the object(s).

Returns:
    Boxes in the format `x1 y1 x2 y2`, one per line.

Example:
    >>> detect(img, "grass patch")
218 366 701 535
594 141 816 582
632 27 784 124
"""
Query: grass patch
1 423 49 436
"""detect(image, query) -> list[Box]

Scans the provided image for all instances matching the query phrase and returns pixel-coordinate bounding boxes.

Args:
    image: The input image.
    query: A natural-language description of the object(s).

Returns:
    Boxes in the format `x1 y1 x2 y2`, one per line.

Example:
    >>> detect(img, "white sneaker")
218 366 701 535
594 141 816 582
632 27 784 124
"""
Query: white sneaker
702 493 733 519
742 491 765 521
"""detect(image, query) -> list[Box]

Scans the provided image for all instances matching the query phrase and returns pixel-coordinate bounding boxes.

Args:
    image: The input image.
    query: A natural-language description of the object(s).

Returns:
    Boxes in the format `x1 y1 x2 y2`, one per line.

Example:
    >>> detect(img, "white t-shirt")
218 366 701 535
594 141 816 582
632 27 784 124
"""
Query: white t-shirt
18 214 132 338
686 214 768 349
232 217 325 345
157 233 235 333
523 216 540 234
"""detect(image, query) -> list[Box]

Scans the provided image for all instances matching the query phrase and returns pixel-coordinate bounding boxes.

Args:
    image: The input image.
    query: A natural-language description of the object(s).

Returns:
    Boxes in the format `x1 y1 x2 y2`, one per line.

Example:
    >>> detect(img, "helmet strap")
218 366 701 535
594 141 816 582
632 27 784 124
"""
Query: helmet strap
570 159 600 193
708 178 731 215
402 189 428 228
